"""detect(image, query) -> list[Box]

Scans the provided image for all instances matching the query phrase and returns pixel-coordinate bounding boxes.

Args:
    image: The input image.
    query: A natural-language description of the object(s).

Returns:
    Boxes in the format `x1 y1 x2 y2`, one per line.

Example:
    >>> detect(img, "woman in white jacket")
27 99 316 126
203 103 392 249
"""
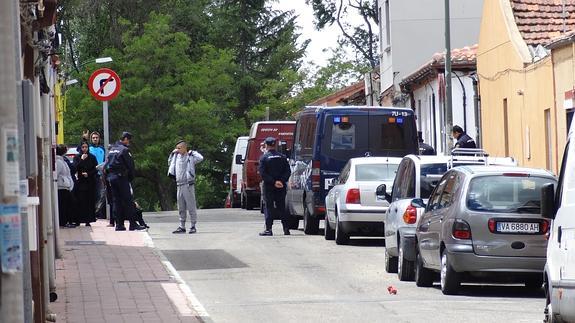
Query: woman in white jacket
56 144 76 228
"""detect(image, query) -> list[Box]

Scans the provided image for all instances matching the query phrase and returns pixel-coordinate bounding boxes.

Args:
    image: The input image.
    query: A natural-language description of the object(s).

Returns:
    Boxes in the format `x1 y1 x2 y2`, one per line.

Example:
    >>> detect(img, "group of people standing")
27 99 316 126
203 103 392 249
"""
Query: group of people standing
56 131 149 231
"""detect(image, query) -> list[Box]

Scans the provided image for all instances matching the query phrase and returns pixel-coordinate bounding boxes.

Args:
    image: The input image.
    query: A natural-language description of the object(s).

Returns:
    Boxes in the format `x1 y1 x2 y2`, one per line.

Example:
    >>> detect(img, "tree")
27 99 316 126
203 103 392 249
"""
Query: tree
306 0 379 69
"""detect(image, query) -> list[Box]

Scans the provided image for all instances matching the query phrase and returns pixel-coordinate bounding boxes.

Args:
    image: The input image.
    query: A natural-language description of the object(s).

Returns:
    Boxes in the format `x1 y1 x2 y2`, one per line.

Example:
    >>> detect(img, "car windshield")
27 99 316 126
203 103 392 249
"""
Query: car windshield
355 163 399 181
466 175 555 213
322 114 417 160
420 163 448 198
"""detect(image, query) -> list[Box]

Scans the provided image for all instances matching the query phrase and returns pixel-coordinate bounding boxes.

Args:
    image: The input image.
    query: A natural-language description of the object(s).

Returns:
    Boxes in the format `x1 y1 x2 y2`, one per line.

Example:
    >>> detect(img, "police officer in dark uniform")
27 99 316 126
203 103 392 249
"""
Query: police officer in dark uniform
258 137 291 236
418 131 436 155
452 125 477 149
104 132 146 231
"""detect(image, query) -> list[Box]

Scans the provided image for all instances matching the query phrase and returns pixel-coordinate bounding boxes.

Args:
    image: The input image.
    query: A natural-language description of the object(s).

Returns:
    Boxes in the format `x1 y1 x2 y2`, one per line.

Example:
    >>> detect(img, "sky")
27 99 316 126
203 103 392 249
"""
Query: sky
273 0 341 67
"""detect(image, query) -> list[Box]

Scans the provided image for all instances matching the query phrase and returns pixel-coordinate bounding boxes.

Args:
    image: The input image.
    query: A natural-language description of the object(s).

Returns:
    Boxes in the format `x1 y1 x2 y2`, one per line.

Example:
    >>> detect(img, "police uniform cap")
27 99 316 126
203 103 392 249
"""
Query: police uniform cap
121 131 132 140
264 137 276 145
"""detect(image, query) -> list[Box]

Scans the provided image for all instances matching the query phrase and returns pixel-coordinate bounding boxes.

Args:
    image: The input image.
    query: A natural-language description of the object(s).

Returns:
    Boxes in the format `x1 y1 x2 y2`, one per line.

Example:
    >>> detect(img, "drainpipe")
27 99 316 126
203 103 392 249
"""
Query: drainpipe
454 72 467 131
472 74 481 148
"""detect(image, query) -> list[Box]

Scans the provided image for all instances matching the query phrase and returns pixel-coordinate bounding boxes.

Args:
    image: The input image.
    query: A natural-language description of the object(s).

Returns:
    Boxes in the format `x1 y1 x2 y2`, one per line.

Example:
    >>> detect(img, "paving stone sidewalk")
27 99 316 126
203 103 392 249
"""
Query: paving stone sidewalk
50 219 202 323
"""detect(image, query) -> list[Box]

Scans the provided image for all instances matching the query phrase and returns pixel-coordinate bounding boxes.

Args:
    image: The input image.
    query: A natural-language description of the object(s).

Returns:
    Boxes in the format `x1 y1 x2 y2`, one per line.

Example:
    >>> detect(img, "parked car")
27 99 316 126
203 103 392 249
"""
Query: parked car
541 123 575 323
229 136 248 208
324 157 401 244
383 149 517 281
414 166 556 295
286 106 419 235
240 121 295 210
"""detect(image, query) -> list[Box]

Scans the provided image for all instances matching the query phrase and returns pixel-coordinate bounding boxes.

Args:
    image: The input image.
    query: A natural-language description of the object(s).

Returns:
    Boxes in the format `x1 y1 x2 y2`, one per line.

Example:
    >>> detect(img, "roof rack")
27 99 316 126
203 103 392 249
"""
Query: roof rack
448 148 489 169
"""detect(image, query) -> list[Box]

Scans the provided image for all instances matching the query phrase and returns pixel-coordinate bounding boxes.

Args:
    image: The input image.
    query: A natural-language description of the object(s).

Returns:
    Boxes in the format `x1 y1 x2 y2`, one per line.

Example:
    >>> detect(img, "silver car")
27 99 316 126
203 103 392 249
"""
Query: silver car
414 166 557 295
325 157 401 245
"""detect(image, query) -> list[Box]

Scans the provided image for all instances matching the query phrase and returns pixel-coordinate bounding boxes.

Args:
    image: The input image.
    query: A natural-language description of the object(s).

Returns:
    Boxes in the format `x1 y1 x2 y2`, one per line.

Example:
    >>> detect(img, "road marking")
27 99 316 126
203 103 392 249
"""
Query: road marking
143 232 212 322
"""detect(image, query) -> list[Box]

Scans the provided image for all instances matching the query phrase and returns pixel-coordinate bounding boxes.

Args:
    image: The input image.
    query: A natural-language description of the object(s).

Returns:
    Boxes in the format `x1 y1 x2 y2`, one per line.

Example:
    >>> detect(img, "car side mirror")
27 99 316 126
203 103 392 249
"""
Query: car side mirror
411 198 426 208
235 154 243 165
376 184 391 203
541 183 556 219
223 174 230 185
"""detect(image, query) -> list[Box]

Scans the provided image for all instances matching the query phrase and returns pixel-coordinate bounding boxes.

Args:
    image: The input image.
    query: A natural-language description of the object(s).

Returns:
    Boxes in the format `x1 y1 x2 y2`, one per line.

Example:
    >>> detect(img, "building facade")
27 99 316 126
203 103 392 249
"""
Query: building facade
378 0 483 105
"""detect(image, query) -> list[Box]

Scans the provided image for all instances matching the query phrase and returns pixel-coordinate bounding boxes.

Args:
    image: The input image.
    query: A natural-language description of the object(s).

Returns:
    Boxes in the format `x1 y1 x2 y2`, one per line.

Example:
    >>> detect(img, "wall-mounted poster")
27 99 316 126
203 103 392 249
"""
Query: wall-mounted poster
1 127 19 196
0 204 22 273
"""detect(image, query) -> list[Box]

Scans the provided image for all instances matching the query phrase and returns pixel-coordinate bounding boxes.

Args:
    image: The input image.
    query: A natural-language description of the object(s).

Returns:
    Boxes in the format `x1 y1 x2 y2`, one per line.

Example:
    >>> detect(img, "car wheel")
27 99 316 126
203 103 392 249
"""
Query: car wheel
398 241 415 281
525 276 544 290
440 250 460 295
245 195 254 210
288 216 299 230
335 214 349 245
415 250 434 287
384 248 398 273
241 191 246 209
324 215 335 240
303 205 319 235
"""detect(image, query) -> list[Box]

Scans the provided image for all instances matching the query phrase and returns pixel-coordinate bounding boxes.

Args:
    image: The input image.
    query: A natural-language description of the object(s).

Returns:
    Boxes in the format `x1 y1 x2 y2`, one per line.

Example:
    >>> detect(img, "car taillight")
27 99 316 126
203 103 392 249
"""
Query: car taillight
232 174 237 190
452 219 472 240
312 160 321 192
488 218 496 233
403 205 417 224
345 188 361 204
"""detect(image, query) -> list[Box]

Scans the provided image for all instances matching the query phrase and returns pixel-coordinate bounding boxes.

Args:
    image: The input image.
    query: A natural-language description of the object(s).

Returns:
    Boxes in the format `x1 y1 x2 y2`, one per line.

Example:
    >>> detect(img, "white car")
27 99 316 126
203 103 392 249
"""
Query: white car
324 157 401 245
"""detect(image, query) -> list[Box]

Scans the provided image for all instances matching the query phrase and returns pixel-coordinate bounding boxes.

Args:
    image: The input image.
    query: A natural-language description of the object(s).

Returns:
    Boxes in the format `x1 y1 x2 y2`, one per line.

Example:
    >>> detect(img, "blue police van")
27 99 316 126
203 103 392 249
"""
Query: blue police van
286 106 419 234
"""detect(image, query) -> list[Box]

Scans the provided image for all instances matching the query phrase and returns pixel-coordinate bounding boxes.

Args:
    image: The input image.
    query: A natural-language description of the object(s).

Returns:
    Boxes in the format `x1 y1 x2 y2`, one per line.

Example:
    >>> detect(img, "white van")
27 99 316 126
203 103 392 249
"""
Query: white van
541 125 575 323
229 136 248 208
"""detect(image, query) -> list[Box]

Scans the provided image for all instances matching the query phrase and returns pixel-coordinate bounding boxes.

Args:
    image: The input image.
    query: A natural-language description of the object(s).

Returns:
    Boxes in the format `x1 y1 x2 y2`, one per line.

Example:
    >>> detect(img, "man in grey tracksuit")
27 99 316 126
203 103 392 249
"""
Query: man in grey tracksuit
168 140 204 234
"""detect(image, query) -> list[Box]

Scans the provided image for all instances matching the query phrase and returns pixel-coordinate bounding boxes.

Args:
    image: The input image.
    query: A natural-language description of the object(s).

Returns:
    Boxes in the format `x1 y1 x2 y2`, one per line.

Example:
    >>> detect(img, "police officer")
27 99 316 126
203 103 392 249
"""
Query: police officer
104 132 146 231
452 125 477 149
258 137 291 236
418 131 435 155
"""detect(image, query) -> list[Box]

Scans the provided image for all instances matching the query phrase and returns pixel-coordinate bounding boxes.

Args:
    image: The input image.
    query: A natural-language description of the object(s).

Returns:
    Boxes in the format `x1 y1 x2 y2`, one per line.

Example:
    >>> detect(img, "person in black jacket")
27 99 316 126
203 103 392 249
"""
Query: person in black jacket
258 137 291 236
73 141 99 226
104 132 146 231
452 125 477 149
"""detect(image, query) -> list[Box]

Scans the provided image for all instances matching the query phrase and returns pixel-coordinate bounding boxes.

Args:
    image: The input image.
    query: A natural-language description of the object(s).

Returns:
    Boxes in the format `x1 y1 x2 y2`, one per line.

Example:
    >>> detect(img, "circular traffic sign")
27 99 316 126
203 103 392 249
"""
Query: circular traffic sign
88 68 121 101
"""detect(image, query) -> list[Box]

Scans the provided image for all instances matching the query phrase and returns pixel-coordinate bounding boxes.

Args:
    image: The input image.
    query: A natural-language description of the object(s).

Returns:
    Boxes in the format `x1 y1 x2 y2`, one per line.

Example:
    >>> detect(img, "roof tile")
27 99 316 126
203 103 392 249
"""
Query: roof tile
511 0 575 46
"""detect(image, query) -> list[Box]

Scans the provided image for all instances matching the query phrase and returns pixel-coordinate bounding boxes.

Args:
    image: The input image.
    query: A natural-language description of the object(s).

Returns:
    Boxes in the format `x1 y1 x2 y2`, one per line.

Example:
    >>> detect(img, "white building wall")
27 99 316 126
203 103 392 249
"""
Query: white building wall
411 72 477 155
378 0 483 99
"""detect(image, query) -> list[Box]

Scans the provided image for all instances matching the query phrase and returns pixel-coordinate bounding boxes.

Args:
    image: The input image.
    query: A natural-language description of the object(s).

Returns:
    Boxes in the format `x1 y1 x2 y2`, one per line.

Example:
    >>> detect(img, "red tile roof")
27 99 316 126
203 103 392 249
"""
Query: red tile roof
510 0 575 46
400 45 477 88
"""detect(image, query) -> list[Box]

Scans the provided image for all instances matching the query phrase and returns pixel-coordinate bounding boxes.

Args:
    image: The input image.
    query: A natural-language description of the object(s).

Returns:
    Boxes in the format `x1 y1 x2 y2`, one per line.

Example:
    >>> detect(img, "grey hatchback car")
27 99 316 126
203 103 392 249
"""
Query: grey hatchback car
414 166 557 295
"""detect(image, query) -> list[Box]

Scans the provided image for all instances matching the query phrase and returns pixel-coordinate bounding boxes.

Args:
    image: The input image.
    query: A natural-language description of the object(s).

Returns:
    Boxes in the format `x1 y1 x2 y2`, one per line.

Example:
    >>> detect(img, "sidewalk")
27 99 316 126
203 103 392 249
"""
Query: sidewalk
50 219 203 323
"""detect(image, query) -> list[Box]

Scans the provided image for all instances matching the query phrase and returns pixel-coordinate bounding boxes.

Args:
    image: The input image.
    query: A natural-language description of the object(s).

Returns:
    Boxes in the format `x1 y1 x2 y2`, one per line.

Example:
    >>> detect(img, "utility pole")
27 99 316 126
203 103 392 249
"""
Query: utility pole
444 0 453 152
0 0 25 321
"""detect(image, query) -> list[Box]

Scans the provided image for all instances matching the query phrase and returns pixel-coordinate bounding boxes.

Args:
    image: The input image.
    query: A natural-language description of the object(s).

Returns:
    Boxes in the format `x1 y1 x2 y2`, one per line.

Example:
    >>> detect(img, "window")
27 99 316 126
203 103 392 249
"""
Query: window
438 173 459 209
295 115 316 160
427 177 447 211
391 161 408 201
555 142 570 209
466 175 554 213
384 0 391 48
355 163 399 182
419 163 448 198
338 162 351 184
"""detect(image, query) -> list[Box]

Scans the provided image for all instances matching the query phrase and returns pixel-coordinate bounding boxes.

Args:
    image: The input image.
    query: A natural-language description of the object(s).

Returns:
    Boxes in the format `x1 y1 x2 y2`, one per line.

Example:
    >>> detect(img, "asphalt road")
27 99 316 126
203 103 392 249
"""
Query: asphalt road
144 208 545 323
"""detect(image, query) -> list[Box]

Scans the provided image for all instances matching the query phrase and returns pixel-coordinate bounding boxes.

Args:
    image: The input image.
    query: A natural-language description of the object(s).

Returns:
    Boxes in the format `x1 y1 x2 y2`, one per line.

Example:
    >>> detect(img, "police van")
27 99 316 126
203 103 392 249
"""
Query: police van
286 106 419 234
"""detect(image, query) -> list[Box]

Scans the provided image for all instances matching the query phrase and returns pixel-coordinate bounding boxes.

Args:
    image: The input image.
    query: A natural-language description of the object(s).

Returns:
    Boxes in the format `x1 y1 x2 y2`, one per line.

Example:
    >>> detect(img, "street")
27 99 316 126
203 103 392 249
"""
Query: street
145 209 545 323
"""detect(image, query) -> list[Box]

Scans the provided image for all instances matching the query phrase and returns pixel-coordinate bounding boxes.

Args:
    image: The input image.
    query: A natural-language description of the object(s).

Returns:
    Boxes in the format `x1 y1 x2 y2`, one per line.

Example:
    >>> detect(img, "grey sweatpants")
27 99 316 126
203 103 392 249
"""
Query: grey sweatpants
177 184 198 228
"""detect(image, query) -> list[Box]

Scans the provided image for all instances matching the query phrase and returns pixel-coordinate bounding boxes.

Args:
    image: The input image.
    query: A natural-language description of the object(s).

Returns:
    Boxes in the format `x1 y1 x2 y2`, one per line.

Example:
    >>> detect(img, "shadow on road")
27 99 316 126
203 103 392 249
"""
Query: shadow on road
431 284 545 299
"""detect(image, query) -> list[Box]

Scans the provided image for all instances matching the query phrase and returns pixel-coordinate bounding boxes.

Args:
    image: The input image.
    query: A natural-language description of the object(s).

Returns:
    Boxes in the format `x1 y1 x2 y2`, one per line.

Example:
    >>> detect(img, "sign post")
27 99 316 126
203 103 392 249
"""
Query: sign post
87 67 121 153
87 68 121 223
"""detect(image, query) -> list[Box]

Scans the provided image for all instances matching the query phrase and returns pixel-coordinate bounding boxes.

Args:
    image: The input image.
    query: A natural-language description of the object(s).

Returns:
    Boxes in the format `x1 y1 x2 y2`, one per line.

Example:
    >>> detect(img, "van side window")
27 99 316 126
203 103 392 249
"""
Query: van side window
330 122 356 150
391 161 407 201
297 115 316 160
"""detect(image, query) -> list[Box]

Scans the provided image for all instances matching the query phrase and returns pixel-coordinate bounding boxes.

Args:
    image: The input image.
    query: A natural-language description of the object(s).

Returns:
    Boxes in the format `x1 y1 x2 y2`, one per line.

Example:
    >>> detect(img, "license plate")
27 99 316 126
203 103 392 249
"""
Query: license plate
496 222 539 233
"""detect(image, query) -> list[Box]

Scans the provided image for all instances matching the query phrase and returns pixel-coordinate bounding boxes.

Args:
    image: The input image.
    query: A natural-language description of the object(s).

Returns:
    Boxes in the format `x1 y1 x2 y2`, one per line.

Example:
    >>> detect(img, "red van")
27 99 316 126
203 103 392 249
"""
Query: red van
240 121 295 209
